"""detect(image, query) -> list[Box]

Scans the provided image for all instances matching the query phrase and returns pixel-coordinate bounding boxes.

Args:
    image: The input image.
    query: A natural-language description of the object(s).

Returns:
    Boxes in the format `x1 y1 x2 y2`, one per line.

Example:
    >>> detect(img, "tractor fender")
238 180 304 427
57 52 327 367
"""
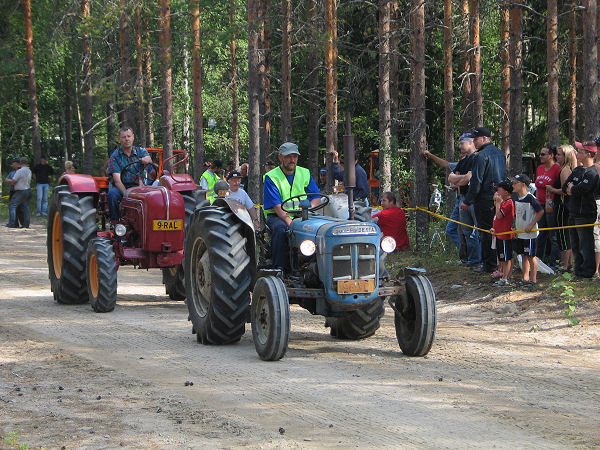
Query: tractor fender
213 197 257 285
58 174 99 194
157 173 197 192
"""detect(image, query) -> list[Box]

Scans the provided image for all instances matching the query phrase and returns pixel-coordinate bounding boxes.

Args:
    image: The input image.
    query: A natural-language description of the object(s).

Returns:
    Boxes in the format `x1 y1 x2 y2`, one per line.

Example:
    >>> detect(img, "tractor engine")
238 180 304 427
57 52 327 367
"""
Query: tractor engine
118 186 185 268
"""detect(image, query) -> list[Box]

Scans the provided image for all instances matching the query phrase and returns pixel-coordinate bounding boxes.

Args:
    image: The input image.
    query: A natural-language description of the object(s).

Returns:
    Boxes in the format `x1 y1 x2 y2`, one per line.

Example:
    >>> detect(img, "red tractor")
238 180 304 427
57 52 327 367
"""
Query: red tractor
47 151 207 312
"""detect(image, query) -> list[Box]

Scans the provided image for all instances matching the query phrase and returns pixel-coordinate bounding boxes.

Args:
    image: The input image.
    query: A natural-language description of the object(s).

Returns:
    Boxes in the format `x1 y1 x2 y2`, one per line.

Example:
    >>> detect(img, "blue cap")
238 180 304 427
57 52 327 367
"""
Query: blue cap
319 168 327 174
458 131 475 142
279 142 300 156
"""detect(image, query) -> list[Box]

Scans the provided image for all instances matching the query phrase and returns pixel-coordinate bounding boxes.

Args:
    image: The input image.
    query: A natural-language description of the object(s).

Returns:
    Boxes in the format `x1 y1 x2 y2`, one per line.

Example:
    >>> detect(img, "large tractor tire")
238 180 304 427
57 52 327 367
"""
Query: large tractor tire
251 276 290 361
86 237 118 313
162 193 209 300
184 206 252 344
47 188 98 304
327 297 385 340
394 274 436 356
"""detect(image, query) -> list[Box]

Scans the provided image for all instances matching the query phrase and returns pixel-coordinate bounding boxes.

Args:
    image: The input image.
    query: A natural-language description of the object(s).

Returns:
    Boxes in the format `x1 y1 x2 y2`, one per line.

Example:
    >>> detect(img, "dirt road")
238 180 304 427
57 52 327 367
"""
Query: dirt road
1 223 599 449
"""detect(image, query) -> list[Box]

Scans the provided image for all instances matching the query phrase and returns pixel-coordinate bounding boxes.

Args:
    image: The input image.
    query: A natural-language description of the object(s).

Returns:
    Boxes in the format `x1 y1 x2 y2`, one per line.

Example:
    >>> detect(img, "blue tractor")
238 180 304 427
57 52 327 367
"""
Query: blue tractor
183 184 436 361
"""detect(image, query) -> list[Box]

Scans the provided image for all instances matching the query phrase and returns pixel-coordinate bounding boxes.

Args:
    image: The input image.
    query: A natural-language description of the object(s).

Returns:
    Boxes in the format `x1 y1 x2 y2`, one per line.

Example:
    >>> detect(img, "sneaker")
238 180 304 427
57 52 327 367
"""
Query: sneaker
35 213 41 217
471 264 485 273
494 279 510 286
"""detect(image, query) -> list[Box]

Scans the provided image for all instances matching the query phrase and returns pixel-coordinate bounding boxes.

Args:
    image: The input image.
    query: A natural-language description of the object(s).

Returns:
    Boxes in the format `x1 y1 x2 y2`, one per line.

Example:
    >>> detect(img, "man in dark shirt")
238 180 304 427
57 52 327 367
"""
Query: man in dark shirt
460 126 506 273
563 142 599 278
330 150 370 203
32 156 54 217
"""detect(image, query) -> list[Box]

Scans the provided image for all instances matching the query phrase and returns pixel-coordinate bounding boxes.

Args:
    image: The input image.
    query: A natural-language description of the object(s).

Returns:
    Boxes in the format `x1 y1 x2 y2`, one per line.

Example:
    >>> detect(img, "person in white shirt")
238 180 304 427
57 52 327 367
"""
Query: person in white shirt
227 170 260 230
6 157 32 228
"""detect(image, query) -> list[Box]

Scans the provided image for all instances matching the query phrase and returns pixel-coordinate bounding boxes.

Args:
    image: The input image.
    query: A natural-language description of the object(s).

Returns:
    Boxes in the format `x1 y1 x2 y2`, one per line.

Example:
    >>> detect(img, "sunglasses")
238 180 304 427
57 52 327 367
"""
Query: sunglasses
540 152 549 156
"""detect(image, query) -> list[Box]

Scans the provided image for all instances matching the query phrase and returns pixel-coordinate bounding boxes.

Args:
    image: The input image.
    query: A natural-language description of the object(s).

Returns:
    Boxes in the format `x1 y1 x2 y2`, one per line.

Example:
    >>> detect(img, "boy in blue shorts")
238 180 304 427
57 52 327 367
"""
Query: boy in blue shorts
513 174 544 286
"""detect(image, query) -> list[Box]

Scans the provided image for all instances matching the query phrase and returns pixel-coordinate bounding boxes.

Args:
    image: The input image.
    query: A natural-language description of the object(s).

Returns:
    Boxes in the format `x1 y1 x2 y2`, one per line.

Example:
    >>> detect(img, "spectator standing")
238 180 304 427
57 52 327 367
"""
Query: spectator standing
594 144 600 277
4 159 25 227
372 191 410 251
32 156 54 217
490 179 515 286
330 150 370 203
6 157 32 228
318 168 327 193
545 144 576 271
513 174 544 287
239 162 249 191
199 159 223 203
460 126 506 273
534 146 561 267
226 170 261 230
563 142 599 278
448 131 482 268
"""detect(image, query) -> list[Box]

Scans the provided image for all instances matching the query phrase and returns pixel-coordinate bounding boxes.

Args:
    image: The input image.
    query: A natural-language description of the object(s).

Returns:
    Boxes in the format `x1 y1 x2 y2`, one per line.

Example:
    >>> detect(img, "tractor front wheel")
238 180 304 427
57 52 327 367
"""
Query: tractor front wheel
86 237 118 313
327 298 384 340
394 274 436 356
251 276 290 361
184 206 252 344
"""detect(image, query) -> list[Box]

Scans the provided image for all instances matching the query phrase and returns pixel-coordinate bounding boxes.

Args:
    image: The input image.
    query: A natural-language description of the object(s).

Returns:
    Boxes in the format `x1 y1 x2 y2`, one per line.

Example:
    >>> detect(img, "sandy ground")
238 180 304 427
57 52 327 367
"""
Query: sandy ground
1 222 599 449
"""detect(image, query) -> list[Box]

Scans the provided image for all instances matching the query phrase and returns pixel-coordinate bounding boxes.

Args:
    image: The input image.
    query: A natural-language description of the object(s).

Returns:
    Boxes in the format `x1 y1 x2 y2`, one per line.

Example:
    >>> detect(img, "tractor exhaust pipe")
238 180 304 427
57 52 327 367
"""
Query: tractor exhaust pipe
343 112 356 220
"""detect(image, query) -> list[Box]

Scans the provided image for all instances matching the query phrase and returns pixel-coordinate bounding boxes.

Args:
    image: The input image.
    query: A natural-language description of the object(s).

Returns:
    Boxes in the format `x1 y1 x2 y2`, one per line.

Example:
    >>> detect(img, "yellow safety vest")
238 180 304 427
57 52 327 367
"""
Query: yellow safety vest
263 166 311 218
200 170 219 203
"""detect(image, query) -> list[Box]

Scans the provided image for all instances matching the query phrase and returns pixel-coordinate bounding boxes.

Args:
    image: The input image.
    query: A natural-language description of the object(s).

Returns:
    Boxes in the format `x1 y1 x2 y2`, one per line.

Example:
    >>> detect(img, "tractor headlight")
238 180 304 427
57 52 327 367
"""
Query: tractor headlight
115 224 127 237
381 236 396 253
299 240 316 256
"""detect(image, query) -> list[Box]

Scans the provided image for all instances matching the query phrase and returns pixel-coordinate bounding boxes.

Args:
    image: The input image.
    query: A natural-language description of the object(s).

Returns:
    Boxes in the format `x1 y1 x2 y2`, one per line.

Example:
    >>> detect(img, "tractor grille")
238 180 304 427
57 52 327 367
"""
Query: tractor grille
331 243 377 287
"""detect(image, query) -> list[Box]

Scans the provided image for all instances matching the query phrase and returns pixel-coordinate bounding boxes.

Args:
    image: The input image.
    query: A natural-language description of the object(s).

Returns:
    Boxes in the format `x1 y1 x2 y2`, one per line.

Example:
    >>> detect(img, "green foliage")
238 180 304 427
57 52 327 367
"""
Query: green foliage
553 272 580 326
2 432 30 450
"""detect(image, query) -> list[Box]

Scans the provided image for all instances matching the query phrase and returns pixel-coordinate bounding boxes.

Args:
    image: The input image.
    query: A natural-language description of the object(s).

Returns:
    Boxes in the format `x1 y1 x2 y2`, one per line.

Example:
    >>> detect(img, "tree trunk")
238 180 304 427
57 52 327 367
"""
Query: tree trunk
135 7 146 147
23 0 41 165
325 0 338 191
583 0 599 140
547 0 559 148
460 0 472 131
508 1 523 176
569 1 577 142
248 0 262 202
281 0 292 142
389 0 399 142
410 0 428 250
158 0 173 166
191 0 204 180
64 70 73 160
230 0 239 168
259 0 271 174
106 96 116 155
307 0 320 178
144 17 155 147
182 47 191 152
443 0 454 176
500 0 510 156
379 0 392 193
120 0 135 131
81 0 94 174
469 0 482 127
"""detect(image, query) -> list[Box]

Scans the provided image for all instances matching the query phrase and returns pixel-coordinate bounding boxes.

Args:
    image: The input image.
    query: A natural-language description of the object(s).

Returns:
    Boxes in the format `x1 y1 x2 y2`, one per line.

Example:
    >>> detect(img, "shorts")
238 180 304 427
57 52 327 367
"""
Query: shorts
496 238 513 261
514 238 537 257
594 199 600 252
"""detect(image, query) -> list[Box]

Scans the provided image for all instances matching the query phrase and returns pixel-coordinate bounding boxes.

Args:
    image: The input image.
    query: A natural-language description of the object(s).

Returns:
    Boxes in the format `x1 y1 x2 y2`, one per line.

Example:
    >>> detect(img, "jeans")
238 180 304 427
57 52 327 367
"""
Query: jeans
8 189 31 227
445 204 460 249
536 211 560 265
474 199 496 271
459 204 482 266
569 215 596 278
36 183 49 215
266 214 290 271
107 184 136 221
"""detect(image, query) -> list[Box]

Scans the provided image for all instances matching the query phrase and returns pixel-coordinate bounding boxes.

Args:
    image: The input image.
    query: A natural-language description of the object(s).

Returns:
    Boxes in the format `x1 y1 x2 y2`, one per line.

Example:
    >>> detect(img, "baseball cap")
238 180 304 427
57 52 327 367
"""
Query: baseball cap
458 131 475 141
513 173 531 185
279 142 300 156
472 126 491 138
227 170 241 180
212 159 223 169
497 178 513 193
319 168 327 174
575 141 597 153
204 161 211 167
19 157 28 164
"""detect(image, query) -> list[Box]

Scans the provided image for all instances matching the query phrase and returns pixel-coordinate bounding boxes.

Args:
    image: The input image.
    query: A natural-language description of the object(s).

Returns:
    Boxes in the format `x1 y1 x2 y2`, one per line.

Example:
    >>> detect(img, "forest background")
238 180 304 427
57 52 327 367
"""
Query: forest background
1 0 598 247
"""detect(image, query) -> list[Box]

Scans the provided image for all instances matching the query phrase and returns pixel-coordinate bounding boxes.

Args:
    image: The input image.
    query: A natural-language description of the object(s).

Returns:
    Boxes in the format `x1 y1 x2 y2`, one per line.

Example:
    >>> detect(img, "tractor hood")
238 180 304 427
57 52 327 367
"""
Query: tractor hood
289 216 380 250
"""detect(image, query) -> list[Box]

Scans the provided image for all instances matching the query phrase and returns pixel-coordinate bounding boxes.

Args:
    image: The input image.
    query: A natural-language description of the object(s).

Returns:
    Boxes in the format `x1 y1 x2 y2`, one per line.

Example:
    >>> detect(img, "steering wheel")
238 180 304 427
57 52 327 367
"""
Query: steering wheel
281 193 329 214
119 159 145 187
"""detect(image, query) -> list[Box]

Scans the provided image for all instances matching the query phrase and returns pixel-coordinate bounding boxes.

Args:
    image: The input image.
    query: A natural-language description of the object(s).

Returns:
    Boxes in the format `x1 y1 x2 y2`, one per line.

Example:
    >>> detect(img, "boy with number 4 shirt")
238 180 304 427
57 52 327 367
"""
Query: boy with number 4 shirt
513 174 544 287
490 179 515 286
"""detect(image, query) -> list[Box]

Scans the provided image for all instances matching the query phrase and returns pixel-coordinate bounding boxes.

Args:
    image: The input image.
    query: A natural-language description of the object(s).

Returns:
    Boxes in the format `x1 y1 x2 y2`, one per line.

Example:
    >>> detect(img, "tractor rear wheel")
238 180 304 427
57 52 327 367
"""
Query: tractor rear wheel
185 206 252 344
251 276 290 361
162 193 209 300
47 187 98 304
394 274 436 356
327 298 384 340
86 237 118 312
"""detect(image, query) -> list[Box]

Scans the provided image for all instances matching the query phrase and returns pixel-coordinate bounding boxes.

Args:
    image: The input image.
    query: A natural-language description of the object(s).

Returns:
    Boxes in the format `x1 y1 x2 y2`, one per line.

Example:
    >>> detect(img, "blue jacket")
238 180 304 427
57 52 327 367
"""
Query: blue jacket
332 162 370 200
462 142 506 205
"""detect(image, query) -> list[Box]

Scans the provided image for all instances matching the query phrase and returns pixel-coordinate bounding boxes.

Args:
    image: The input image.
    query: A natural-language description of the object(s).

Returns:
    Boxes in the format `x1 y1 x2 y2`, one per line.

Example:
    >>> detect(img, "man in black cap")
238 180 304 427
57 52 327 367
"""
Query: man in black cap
460 126 506 273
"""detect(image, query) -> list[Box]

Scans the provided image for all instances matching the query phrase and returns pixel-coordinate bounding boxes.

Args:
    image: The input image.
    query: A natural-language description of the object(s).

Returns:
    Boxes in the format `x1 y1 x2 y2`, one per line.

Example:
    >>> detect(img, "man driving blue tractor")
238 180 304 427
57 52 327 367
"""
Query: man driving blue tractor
263 142 321 271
